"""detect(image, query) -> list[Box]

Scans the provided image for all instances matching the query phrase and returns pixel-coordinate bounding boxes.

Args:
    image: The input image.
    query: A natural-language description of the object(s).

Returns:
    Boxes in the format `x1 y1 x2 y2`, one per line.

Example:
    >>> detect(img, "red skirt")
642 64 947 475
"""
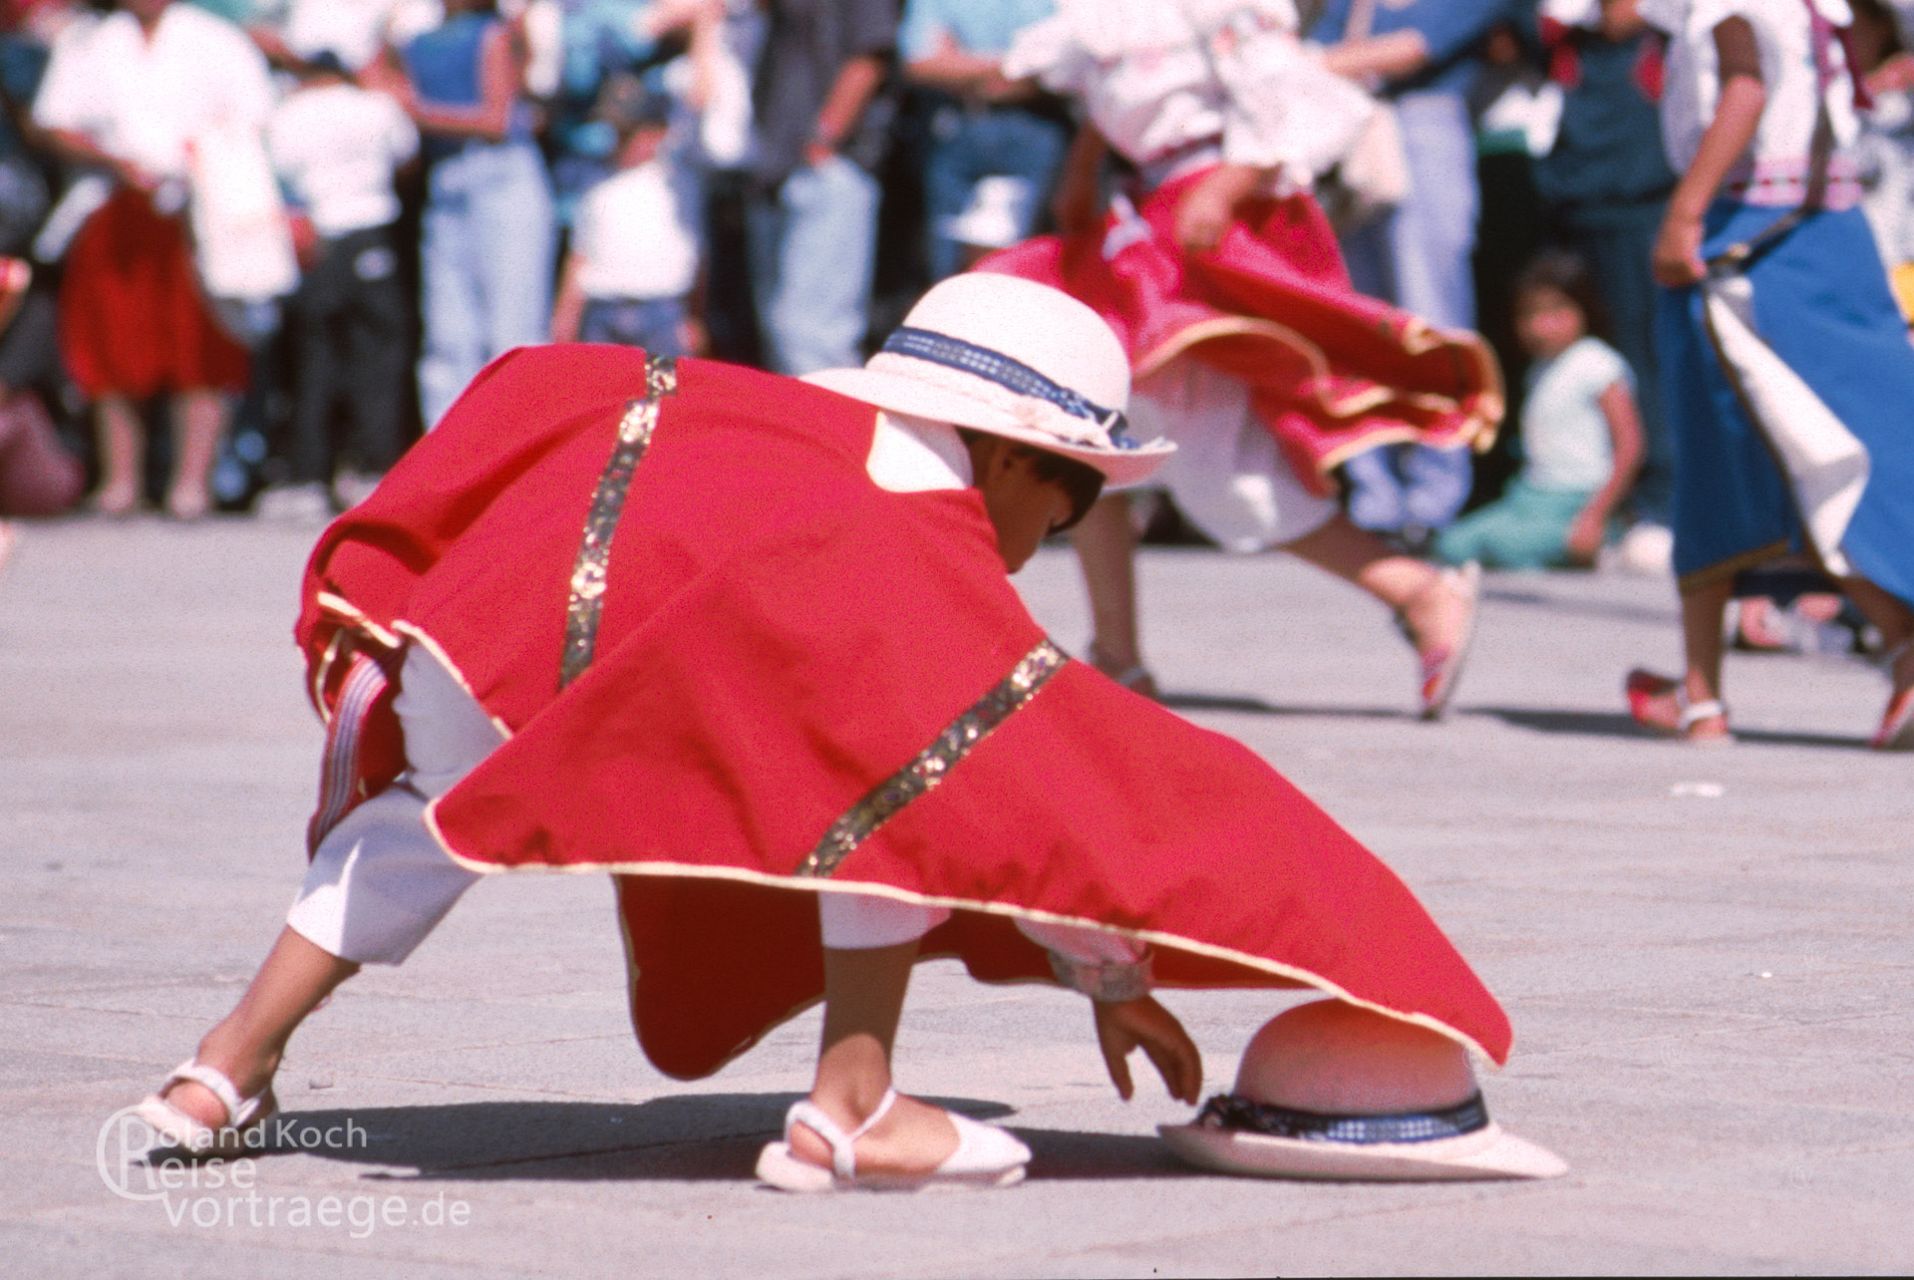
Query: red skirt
298 345 1514 1080
59 188 250 398
980 169 1503 496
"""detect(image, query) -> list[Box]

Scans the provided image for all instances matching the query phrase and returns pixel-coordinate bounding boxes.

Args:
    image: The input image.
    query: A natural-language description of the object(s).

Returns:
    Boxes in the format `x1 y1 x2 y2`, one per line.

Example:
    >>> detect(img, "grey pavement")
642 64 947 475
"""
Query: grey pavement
2 514 1910 1277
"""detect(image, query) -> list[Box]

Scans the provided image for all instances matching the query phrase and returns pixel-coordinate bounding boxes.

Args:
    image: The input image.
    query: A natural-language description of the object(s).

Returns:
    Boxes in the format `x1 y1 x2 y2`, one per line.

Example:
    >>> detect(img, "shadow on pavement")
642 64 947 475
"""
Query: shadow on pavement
1162 691 1405 720
1470 705 1864 750
198 1097 1192 1183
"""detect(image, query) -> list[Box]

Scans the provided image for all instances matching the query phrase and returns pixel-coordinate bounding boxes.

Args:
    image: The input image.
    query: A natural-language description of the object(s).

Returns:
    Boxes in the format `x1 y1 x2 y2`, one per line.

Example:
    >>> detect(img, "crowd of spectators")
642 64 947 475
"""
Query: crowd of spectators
0 0 1910 581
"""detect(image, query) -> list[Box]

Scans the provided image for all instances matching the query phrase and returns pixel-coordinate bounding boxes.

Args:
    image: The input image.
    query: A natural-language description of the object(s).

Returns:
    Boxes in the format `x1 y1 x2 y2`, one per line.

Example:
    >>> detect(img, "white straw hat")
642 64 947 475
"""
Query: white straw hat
804 273 1173 488
1159 1000 1568 1182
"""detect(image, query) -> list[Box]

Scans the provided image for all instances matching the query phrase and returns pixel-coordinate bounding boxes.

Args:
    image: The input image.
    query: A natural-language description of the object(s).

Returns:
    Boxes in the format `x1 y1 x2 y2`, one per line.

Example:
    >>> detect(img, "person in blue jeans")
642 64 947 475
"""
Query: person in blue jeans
900 0 1069 282
1312 0 1516 546
744 0 897 375
394 0 557 427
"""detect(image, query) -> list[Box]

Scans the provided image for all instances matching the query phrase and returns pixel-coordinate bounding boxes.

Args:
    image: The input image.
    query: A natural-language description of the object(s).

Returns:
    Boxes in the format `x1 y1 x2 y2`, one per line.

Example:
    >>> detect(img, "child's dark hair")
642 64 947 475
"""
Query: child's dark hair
1513 249 1610 341
957 429 1106 531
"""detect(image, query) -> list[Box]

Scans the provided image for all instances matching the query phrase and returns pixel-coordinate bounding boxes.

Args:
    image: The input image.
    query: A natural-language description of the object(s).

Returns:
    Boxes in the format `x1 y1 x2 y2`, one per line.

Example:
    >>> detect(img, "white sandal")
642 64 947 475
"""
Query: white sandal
755 1088 1030 1193
1397 562 1481 721
133 1060 276 1155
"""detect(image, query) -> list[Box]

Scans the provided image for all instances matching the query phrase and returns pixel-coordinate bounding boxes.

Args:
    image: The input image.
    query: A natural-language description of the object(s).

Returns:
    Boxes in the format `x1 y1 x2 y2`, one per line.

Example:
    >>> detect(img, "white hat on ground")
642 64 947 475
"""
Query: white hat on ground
805 273 1173 488
1159 999 1568 1182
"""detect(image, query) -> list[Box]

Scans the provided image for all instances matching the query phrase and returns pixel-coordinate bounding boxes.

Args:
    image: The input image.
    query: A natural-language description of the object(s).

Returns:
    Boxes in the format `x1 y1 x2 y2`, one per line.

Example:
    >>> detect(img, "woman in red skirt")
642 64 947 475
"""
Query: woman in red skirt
984 0 1504 716
32 0 269 518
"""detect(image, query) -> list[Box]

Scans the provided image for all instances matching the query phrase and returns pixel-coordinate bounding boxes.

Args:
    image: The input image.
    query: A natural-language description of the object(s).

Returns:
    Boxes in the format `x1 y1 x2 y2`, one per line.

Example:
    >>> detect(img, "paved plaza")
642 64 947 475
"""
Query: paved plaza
3 514 1910 1276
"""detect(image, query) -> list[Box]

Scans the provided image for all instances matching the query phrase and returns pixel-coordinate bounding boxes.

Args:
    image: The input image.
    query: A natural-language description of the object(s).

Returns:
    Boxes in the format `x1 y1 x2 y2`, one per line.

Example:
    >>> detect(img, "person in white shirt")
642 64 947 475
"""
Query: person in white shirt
32 0 274 519
263 49 420 518
550 74 702 355
982 0 1497 718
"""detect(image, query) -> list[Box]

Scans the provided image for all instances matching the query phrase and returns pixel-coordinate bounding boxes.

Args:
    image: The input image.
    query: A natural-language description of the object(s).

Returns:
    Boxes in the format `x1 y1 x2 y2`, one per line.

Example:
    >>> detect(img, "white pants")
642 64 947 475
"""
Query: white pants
1130 359 1337 552
288 645 1141 967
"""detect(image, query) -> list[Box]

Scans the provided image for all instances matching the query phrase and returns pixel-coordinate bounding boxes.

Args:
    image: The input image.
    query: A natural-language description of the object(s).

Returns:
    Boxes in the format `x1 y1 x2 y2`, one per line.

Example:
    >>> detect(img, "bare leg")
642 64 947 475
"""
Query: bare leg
1071 493 1149 687
91 395 143 515
1631 577 1733 738
786 941 960 1175
166 390 228 520
1284 513 1470 653
1840 576 1914 688
158 927 360 1127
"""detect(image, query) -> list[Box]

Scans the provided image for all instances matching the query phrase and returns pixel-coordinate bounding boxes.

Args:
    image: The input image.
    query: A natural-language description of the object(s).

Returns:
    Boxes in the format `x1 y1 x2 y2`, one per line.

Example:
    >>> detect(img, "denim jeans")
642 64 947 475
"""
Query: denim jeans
417 140 556 426
745 154 879 375
1339 90 1480 534
579 295 689 356
921 104 1069 281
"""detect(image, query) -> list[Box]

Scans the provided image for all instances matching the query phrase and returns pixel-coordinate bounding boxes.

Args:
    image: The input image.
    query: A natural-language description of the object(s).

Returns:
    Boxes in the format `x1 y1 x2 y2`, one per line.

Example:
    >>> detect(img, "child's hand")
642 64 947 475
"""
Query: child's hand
1652 210 1706 287
1564 510 1606 565
1092 995 1202 1105
1172 165 1258 255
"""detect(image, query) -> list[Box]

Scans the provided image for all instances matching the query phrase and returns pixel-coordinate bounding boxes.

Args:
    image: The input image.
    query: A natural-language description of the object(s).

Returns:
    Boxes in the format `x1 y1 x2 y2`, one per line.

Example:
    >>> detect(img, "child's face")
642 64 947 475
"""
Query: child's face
618 123 669 168
1514 285 1585 360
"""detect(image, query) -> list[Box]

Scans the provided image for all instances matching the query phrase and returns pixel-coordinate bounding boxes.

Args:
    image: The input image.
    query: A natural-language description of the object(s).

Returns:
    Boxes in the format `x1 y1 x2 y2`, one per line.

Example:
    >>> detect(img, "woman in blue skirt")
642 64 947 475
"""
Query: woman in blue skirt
1628 0 1914 748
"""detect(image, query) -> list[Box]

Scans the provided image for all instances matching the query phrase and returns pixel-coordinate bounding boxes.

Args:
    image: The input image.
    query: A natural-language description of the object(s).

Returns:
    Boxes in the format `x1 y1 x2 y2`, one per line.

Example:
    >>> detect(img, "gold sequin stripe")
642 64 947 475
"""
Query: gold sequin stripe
559 356 679 689
797 638 1069 878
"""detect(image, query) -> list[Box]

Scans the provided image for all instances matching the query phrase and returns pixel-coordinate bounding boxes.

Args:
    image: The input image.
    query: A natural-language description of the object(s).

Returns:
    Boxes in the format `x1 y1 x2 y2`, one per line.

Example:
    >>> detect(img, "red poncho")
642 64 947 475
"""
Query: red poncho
296 344 1512 1079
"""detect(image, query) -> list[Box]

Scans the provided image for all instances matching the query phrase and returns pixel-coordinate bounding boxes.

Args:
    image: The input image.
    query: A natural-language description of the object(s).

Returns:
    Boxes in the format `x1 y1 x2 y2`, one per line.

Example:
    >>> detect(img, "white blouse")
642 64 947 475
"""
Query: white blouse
1005 0 1374 194
1642 0 1863 203
32 6 274 185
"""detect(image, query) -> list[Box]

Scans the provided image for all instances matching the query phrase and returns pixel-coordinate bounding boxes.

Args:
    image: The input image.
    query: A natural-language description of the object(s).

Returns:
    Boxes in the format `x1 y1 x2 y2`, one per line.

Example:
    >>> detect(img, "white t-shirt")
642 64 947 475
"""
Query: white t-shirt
1520 336 1631 493
572 160 702 301
1005 0 1370 193
32 5 274 184
267 83 419 237
1642 0 1862 198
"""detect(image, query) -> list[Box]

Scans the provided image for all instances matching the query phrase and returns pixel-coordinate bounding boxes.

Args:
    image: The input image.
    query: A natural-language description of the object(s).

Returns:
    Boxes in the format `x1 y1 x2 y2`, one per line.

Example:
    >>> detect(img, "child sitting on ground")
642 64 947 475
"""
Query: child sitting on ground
1436 250 1645 570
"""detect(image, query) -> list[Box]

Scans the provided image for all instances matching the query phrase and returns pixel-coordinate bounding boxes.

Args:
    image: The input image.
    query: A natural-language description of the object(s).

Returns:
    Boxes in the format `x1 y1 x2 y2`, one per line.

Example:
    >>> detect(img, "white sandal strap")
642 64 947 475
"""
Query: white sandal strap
1679 699 1727 731
165 1059 259 1130
784 1088 898 1181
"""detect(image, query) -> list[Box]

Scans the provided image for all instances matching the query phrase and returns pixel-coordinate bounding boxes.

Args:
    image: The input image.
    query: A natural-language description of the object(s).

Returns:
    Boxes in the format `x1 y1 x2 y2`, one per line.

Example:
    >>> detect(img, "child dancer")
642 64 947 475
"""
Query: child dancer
985 0 1501 717
1435 251 1645 570
1628 0 1914 746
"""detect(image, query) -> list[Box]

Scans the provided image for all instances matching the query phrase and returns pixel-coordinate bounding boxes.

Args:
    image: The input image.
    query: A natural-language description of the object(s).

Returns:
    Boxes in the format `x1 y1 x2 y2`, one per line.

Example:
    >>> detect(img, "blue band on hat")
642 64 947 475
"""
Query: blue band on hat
1194 1092 1490 1146
882 326 1135 449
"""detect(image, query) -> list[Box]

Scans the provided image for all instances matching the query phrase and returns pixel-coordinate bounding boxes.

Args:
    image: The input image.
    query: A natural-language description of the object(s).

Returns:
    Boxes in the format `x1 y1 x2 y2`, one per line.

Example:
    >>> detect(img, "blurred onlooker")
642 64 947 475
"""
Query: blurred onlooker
1529 0 1678 530
0 259 82 531
1312 0 1515 549
249 0 417 73
32 0 275 519
550 73 701 353
899 0 1067 281
744 0 897 375
384 0 556 427
261 49 418 519
1435 250 1643 570
1851 0 1914 311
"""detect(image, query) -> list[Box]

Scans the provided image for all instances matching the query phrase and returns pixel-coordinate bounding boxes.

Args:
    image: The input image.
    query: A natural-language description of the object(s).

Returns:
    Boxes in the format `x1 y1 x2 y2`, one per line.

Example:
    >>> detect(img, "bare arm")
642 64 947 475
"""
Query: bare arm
804 53 886 167
406 23 525 143
41 126 152 190
1565 378 1647 563
1318 30 1431 83
905 31 1033 103
550 252 586 343
1652 17 1765 286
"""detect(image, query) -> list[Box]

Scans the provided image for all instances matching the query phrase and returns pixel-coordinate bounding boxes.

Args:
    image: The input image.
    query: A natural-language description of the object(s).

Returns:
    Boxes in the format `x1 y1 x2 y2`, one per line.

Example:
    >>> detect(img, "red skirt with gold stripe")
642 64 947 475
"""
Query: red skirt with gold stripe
296 344 1513 1080
979 168 1503 495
